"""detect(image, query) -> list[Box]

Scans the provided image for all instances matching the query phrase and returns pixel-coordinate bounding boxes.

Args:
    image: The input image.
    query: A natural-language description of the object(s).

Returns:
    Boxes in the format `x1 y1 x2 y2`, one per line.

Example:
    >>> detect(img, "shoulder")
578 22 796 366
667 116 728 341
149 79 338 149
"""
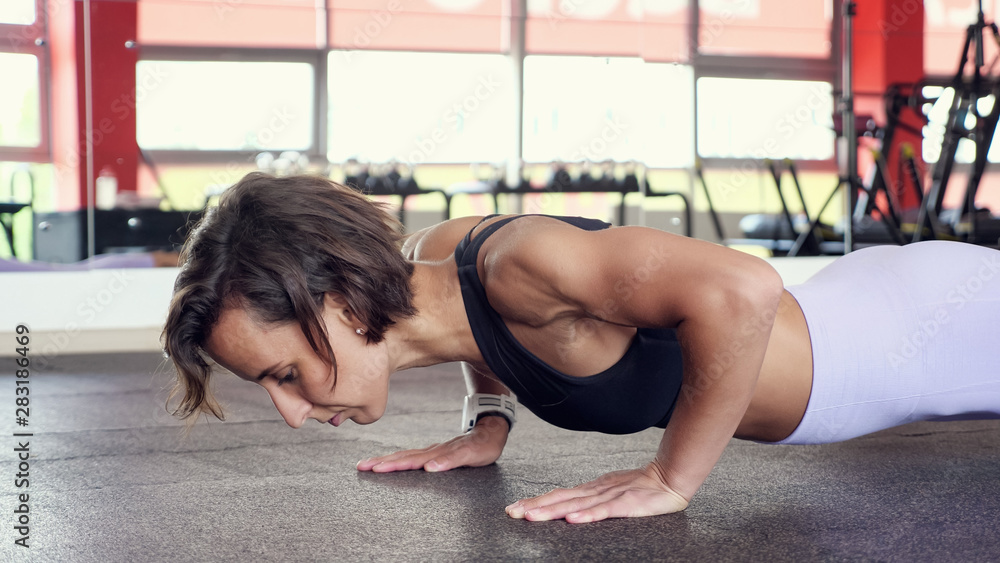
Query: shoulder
402 216 486 262
477 215 593 273
475 216 591 323
482 216 782 328
479 215 633 283
476 216 611 319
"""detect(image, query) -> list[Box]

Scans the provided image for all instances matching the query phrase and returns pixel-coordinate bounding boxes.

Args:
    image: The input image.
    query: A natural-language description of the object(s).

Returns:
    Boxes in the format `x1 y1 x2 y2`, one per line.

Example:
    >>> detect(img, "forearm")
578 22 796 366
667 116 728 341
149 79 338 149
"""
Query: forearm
462 362 512 396
461 362 514 441
654 281 783 501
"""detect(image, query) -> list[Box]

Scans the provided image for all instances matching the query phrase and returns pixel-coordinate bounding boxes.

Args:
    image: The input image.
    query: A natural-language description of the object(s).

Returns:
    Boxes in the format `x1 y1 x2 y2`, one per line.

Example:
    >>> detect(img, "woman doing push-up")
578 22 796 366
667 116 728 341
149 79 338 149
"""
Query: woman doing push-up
162 173 1000 523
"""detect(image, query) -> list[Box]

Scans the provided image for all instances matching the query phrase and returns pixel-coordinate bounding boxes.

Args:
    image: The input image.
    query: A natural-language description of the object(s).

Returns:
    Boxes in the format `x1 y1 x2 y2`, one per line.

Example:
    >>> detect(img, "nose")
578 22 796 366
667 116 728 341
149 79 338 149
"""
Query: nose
267 387 312 429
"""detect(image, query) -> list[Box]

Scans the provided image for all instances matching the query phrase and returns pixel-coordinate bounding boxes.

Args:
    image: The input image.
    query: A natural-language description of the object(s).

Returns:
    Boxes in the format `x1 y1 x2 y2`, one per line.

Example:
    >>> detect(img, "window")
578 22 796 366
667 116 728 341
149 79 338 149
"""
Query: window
697 77 834 160
0 53 41 148
136 60 315 151
522 56 694 167
327 51 514 164
0 0 35 25
0 0 44 158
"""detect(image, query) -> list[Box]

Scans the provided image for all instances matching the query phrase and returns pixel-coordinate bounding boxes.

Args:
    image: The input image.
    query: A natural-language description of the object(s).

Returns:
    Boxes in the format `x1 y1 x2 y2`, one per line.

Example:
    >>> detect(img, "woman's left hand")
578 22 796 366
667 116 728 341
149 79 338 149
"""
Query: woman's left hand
504 462 689 523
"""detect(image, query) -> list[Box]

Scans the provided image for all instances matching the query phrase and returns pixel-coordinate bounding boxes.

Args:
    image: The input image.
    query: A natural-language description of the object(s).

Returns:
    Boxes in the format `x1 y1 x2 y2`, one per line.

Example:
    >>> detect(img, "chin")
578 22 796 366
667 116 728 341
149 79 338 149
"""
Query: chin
354 410 385 425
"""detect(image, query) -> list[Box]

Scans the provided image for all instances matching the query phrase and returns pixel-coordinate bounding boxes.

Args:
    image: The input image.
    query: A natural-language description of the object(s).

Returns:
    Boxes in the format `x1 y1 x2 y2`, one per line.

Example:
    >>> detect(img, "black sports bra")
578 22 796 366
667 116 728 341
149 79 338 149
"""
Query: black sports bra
454 215 684 434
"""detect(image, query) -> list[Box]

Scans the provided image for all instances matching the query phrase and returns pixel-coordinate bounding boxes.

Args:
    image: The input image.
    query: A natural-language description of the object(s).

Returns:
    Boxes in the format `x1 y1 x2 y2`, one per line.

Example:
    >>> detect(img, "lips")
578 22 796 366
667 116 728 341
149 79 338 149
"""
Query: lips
328 412 343 427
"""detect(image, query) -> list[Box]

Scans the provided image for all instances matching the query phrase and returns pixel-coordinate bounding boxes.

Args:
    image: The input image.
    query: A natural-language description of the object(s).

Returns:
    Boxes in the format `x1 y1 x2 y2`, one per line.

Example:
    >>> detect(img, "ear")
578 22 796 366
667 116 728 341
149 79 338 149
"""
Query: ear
322 292 356 324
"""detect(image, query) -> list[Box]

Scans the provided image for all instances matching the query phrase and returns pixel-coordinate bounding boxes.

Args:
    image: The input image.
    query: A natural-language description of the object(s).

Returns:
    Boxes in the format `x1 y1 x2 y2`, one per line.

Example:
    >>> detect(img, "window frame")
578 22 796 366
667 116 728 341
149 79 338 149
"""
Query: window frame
138 45 328 165
0 0 50 163
690 0 838 172
134 0 841 172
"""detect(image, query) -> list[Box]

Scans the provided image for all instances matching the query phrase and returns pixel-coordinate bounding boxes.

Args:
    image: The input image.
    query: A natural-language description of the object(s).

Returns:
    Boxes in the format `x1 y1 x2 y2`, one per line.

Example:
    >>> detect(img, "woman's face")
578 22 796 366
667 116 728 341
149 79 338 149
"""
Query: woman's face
203 295 392 429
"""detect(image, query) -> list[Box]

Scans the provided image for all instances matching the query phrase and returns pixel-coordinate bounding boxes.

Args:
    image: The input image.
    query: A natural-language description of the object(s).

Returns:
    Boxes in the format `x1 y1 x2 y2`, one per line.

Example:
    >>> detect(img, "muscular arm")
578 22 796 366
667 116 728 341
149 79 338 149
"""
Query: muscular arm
463 362 512 397
493 219 784 519
655 279 780 501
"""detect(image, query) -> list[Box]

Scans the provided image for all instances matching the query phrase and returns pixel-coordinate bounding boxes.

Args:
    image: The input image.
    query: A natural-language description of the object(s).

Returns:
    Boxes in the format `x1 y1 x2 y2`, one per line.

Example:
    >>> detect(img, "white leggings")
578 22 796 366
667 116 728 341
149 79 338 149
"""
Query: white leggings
775 241 1000 445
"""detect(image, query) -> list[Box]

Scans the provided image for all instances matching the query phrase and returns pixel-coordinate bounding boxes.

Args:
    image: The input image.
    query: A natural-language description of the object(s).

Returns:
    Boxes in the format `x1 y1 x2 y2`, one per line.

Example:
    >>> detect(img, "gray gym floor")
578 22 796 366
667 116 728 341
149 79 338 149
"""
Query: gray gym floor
2 352 998 562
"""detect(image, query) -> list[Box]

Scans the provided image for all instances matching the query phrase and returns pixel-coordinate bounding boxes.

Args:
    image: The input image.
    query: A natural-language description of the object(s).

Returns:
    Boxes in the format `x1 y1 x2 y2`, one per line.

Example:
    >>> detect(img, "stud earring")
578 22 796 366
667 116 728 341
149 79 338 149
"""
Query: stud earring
356 328 366 336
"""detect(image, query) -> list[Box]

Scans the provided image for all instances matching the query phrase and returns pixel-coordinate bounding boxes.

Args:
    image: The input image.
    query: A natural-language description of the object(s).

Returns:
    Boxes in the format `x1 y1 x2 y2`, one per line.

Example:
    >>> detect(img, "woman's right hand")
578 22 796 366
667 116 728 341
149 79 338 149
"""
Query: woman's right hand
356 415 510 473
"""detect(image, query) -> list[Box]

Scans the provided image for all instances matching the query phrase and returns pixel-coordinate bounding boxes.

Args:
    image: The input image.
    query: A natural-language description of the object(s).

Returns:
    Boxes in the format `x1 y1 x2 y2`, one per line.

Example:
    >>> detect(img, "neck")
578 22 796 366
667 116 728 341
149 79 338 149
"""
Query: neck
383 261 479 372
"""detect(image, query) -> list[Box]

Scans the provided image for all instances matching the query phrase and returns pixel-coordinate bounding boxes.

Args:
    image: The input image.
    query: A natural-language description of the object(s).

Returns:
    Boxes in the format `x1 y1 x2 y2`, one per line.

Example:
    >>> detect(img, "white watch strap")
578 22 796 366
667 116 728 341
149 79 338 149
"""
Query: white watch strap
462 393 516 433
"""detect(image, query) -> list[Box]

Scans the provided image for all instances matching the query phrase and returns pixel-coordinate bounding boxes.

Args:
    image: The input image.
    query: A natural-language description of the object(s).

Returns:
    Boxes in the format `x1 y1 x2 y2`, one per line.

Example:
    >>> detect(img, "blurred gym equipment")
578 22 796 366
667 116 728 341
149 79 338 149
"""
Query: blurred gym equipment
0 163 35 260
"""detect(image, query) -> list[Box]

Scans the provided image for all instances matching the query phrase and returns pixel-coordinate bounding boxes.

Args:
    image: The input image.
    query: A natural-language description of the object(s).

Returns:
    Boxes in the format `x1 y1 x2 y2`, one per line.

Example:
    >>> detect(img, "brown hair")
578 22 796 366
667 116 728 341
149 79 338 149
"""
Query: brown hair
162 172 415 422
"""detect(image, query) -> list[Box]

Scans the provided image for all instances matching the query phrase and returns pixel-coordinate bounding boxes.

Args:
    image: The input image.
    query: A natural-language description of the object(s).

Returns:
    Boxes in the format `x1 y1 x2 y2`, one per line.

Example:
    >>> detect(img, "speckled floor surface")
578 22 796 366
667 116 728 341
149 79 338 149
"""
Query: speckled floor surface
1 352 998 562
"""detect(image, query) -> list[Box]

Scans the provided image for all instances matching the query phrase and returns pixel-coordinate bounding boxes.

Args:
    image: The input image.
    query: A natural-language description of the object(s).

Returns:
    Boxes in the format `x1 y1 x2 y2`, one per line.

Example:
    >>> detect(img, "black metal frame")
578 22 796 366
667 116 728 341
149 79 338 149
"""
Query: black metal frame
918 0 1000 245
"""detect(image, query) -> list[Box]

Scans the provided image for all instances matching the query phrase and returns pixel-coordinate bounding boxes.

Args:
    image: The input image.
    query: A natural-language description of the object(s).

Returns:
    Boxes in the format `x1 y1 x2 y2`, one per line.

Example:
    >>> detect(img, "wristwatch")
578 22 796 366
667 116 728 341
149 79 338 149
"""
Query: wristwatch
462 393 517 433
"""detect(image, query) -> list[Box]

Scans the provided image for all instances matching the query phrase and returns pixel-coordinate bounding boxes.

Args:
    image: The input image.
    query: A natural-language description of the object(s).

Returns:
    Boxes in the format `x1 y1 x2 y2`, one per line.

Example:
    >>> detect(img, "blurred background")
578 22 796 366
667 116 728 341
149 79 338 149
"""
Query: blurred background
1 0 997 264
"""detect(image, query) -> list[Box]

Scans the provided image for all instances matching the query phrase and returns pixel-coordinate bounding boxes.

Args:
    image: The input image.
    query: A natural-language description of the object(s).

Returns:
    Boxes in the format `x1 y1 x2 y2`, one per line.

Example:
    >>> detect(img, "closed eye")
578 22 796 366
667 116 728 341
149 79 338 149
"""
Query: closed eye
276 369 296 386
